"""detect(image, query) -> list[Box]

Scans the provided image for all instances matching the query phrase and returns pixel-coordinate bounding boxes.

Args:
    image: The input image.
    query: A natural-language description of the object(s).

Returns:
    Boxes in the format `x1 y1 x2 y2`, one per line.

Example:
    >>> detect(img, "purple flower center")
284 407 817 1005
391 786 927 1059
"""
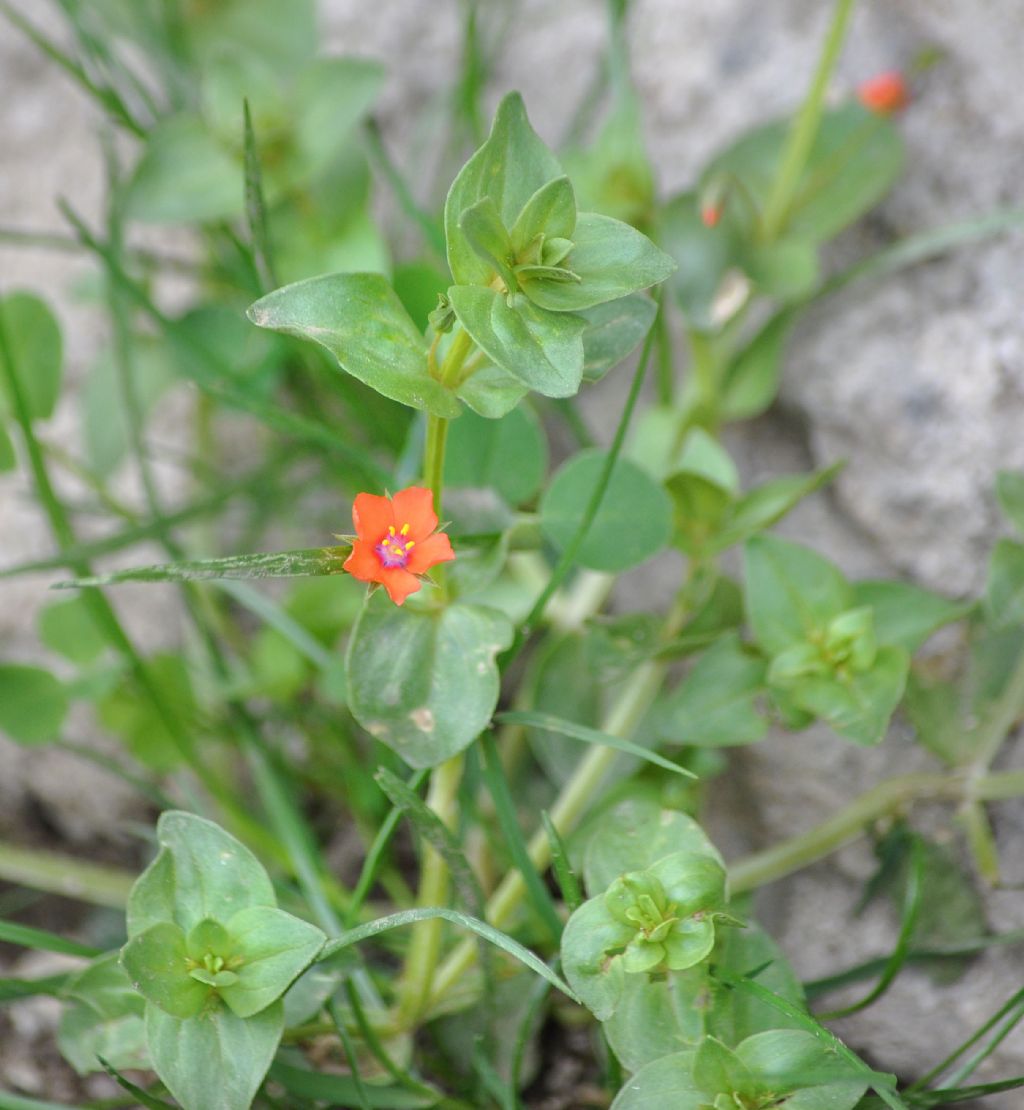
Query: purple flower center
376 523 414 569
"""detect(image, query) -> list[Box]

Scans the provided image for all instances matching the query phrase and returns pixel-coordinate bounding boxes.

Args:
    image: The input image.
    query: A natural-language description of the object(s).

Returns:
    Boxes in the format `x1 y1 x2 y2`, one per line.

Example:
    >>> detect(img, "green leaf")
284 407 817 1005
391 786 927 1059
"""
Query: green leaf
0 919 99 958
455 361 529 419
786 645 909 746
122 923 208 1020
219 906 325 1018
996 470 1024 534
0 292 63 422
145 999 284 1110
658 633 767 747
559 897 632 1020
345 594 512 768
126 115 242 223
459 196 517 290
741 237 819 301
985 539 1024 627
712 463 841 552
854 580 969 652
38 596 108 665
541 449 673 571
583 796 723 895
497 710 695 780
97 652 196 772
520 213 675 312
57 954 148 1076
248 273 460 418
608 1051 704 1109
510 175 576 251
719 310 795 421
317 907 576 1002
0 664 67 745
127 811 276 937
657 191 740 330
704 102 904 243
83 338 177 477
444 92 564 287
581 293 657 382
56 547 345 588
444 404 547 504
744 535 853 655
448 285 585 398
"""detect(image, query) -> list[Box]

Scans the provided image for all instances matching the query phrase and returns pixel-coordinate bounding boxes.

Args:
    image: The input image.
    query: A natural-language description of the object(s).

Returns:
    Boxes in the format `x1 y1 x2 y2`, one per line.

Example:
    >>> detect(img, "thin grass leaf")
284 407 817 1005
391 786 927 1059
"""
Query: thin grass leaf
0 919 101 959
479 734 563 944
218 580 336 671
909 986 1024 1092
509 975 550 1110
906 1076 1024 1106
347 770 429 927
0 975 70 1003
99 1059 175 1110
805 927 1024 1000
326 1001 374 1110
472 1037 515 1110
496 710 694 779
268 1059 439 1109
542 810 583 913
319 908 578 1003
944 994 1024 1089
54 547 346 589
818 834 924 1019
243 99 279 292
374 768 486 920
713 969 908 1109
0 1091 85 1110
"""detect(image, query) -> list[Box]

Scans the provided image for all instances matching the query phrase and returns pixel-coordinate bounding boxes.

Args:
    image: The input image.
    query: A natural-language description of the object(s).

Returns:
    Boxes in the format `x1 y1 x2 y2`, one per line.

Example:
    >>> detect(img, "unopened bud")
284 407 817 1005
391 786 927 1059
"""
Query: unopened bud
857 71 910 115
701 203 723 228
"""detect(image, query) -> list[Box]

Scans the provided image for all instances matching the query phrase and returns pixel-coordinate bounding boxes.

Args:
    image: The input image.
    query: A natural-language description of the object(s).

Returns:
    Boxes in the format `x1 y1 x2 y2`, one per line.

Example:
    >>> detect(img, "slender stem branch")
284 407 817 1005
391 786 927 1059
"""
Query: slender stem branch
424 415 449 515
428 592 690 1010
0 843 134 909
760 0 857 241
396 753 465 1027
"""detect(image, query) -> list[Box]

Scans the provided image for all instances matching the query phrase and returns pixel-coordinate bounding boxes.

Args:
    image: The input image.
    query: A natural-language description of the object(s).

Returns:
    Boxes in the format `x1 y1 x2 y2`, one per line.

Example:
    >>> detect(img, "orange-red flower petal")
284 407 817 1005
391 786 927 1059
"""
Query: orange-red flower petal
342 486 454 606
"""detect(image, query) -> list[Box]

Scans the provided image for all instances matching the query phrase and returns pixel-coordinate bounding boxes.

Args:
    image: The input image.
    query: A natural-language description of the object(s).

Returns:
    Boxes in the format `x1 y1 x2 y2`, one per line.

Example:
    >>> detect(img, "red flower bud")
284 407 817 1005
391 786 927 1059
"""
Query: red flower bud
701 203 723 228
857 71 909 115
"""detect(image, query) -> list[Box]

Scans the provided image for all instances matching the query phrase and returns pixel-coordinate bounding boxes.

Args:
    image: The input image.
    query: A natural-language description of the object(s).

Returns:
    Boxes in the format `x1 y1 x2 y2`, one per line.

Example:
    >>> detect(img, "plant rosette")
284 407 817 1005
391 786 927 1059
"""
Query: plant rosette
611 1031 868 1110
562 850 737 1020
120 812 326 1110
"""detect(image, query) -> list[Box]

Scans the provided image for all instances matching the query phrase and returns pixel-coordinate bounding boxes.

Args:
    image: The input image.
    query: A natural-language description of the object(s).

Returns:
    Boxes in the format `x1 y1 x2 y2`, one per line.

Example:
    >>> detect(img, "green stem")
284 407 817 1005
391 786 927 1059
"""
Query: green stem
760 0 857 242
728 769 1024 894
428 592 691 1011
396 753 465 1027
424 415 449 515
0 842 134 909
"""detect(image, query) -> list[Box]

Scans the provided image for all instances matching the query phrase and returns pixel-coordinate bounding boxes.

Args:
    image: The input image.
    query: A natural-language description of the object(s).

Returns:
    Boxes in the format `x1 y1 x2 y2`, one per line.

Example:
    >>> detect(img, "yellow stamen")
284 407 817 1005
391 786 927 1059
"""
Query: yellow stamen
388 526 396 537
400 523 410 536
406 540 415 549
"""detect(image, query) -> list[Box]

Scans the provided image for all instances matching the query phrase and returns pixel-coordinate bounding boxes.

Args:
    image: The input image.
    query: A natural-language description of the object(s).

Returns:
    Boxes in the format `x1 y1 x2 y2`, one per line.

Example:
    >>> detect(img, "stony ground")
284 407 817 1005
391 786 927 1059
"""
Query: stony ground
2 0 1023 1104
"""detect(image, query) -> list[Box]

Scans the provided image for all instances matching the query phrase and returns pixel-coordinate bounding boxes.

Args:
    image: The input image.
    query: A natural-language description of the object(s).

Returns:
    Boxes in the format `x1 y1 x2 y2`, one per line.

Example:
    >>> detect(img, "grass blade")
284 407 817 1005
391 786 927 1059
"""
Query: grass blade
319 907 578 1003
479 734 563 945
0 919 101 959
496 710 694 779
53 547 346 588
542 810 583 913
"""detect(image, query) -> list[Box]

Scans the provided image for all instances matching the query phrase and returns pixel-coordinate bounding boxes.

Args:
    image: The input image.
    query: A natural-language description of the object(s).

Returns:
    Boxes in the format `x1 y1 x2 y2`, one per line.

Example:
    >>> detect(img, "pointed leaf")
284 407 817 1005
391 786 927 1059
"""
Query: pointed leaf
145 999 284 1110
219 906 325 1018
448 285 585 398
510 175 577 251
346 594 512 768
744 535 853 654
444 92 564 286
0 664 68 745
121 923 207 1019
581 292 657 382
520 213 675 311
0 291 63 422
458 196 516 289
248 273 460 417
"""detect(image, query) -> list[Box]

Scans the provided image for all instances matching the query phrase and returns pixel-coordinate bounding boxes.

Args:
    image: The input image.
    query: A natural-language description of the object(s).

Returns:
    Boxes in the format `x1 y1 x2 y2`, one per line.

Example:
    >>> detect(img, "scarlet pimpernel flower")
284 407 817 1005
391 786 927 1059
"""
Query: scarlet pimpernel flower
857 70 910 115
342 486 454 606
